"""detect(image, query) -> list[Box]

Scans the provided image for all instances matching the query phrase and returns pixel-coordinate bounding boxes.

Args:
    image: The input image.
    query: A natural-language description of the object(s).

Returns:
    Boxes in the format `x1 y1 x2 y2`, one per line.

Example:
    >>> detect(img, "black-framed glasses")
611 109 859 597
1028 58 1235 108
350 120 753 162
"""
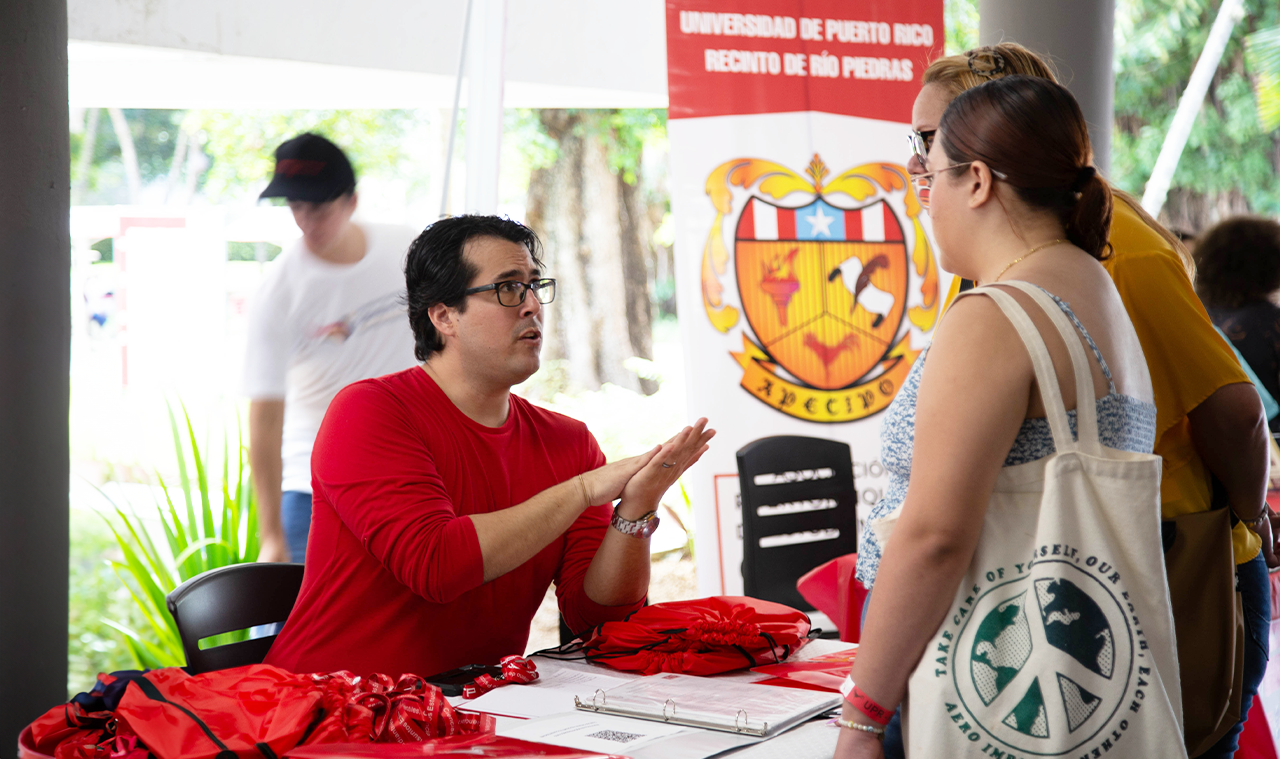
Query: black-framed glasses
909 162 1008 208
464 278 556 307
908 129 936 165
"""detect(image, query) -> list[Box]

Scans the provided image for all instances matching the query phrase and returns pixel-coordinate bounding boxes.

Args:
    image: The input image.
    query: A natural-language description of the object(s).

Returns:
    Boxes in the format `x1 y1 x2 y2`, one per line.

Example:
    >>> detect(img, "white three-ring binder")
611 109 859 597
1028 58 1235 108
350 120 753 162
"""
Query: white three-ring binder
574 672 840 737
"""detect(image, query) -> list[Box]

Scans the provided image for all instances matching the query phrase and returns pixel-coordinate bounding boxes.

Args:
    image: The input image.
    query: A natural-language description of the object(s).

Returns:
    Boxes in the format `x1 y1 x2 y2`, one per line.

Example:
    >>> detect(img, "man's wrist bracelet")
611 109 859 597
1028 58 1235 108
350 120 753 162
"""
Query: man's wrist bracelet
832 717 885 740
840 675 893 726
575 474 590 510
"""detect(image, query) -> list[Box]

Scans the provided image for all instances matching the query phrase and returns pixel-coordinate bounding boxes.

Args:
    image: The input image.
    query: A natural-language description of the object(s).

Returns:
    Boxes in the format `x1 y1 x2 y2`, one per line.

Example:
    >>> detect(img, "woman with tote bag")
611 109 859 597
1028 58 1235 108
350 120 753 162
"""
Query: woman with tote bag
858 45 1272 759
834 76 1185 759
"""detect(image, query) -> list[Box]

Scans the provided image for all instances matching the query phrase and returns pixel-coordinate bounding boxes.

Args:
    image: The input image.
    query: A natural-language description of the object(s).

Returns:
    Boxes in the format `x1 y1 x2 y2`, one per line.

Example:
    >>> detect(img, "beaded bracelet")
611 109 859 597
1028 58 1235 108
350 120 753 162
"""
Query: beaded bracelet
832 717 885 740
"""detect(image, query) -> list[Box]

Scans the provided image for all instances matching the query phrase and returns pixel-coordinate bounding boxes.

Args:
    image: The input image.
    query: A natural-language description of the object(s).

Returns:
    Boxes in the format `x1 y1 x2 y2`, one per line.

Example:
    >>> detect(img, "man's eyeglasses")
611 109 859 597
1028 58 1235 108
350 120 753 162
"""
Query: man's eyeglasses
908 129 936 166
464 278 557 307
909 162 1008 208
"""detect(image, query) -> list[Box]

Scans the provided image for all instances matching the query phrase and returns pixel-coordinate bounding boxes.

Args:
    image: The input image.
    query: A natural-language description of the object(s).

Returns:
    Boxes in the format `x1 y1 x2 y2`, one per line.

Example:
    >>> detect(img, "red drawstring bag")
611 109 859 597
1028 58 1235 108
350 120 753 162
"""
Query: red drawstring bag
26 700 146 759
546 596 812 676
26 664 498 759
26 672 150 759
112 665 331 759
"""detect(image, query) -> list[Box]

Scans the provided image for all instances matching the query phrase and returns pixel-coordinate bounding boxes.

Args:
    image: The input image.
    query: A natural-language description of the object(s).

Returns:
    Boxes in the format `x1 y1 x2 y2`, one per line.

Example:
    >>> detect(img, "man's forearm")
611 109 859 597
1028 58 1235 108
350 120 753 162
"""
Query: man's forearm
251 460 284 536
249 399 286 551
582 510 651 607
1189 382 1269 522
471 478 590 582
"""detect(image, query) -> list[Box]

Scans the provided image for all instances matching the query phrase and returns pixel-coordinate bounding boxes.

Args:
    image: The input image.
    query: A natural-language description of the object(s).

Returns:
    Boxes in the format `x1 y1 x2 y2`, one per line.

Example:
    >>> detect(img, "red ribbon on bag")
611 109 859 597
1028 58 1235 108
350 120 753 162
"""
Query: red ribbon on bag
461 656 540 699
108 729 149 759
308 670 496 743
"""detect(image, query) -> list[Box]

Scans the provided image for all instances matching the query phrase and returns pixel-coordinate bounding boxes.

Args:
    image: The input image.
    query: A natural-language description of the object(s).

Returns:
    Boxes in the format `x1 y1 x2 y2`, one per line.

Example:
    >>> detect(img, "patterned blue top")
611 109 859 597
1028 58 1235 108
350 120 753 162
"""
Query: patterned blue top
854 290 1157 588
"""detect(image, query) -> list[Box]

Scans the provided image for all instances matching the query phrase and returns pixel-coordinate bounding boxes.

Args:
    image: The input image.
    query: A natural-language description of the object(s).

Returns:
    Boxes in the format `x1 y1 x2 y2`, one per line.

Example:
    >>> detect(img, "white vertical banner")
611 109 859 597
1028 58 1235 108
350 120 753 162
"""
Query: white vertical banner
664 1 949 596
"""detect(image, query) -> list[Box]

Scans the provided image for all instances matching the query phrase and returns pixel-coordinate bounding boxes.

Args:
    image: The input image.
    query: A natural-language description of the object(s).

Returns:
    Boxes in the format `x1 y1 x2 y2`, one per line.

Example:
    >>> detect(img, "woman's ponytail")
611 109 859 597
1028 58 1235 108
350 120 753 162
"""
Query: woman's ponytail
1065 170 1112 261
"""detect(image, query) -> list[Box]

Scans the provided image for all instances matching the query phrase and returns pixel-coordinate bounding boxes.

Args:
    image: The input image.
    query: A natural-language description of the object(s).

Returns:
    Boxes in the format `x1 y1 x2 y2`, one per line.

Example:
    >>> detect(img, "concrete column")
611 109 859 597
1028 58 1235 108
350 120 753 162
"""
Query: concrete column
979 0 1115 175
0 0 71 753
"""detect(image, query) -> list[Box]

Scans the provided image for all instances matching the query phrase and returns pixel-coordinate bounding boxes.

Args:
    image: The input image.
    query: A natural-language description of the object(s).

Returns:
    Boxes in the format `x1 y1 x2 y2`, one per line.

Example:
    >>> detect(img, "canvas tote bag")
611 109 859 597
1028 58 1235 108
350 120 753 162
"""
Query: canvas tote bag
894 282 1187 759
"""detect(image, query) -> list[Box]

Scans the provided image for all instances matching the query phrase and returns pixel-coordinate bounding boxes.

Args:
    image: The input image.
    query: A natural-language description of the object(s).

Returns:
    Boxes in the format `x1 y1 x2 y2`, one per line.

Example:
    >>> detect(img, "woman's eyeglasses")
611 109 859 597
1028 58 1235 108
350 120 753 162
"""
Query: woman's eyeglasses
464 278 557 307
908 129 936 166
909 163 1008 209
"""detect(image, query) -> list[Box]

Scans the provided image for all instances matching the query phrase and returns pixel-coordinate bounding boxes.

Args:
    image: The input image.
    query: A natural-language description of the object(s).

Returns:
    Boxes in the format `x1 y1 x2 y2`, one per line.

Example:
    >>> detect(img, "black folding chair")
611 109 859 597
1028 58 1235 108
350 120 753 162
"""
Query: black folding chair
166 563 306 674
736 435 858 611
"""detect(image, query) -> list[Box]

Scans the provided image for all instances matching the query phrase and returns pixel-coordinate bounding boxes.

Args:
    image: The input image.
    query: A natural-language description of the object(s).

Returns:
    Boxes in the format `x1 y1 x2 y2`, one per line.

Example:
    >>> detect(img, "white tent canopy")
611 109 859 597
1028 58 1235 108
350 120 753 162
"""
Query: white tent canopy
67 0 668 109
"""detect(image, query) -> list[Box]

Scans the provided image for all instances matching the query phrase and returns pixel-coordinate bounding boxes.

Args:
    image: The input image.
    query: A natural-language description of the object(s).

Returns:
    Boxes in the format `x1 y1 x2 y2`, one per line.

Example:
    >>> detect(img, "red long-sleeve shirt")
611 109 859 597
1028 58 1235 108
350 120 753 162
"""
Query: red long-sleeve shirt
265 367 642 677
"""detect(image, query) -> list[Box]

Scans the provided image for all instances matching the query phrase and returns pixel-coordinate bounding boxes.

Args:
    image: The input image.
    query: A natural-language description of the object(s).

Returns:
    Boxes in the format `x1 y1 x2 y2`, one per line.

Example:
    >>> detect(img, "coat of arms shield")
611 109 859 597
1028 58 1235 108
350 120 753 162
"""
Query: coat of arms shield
700 155 940 423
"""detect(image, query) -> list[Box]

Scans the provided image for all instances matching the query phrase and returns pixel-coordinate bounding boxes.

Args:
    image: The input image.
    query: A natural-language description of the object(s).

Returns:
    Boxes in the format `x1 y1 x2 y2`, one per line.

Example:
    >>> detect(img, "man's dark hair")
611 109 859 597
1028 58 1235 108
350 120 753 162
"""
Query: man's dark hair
405 215 544 361
1193 215 1280 309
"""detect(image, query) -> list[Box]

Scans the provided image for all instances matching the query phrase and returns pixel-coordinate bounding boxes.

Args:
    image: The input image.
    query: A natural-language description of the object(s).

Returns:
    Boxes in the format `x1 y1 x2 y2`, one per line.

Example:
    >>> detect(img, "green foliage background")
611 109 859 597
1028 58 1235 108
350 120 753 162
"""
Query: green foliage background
72 109 425 205
68 516 148 693
945 0 980 54
183 110 422 201
1113 0 1280 214
72 110 185 204
923 0 1280 220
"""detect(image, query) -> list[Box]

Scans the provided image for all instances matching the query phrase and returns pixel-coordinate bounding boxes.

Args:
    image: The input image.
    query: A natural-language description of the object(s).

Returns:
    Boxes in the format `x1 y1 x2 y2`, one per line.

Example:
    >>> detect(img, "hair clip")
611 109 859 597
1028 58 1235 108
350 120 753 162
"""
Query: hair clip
966 48 1007 78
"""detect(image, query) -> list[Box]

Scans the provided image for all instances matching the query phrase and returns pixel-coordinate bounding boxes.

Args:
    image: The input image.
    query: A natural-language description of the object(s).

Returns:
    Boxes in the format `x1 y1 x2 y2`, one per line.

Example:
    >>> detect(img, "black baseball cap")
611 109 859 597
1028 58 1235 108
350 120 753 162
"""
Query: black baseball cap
259 133 356 202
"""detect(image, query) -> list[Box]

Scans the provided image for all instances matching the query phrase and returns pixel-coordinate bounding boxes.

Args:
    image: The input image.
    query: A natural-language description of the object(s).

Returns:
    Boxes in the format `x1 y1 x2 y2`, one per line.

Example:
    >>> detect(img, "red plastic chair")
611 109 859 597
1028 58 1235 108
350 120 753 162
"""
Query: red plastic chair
796 553 868 642
1238 698 1278 759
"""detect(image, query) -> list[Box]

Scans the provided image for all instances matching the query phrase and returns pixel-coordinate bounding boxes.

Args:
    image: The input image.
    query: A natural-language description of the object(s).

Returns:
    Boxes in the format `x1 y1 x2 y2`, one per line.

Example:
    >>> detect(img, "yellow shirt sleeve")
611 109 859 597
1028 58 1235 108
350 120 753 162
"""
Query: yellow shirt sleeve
1104 200 1258 563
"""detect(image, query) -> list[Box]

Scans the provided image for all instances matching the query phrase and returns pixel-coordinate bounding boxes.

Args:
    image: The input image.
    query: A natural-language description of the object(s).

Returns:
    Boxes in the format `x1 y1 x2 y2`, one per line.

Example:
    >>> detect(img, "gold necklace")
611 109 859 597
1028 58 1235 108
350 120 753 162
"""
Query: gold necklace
993 239 1068 282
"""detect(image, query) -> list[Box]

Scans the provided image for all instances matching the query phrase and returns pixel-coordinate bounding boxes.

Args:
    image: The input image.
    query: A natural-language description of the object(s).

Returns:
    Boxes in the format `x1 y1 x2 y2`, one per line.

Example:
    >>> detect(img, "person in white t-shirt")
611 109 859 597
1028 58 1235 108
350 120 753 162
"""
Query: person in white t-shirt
244 133 419 563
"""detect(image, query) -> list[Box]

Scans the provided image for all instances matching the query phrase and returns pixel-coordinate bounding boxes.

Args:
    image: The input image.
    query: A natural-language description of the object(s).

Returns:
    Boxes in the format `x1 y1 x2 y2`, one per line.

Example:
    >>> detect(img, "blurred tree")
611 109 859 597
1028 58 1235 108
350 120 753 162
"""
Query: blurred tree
107 108 142 203
70 109 185 205
1113 0 1280 232
525 110 666 396
180 109 421 202
70 109 424 205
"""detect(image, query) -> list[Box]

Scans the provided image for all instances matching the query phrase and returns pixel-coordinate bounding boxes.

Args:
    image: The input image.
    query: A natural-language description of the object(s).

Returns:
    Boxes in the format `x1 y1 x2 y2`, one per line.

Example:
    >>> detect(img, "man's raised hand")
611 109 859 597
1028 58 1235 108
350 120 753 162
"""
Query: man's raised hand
618 418 715 515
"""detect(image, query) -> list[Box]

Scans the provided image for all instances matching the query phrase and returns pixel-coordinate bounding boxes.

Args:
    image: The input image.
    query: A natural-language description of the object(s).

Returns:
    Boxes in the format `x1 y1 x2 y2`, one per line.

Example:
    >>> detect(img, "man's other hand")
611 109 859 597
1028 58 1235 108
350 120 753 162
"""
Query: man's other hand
581 447 662 508
258 532 290 563
618 418 715 515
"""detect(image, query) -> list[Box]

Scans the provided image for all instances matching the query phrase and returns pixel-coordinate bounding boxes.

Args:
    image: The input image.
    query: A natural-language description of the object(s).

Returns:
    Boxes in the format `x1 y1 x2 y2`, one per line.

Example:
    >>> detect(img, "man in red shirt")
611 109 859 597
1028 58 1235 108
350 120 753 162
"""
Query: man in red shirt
265 215 713 678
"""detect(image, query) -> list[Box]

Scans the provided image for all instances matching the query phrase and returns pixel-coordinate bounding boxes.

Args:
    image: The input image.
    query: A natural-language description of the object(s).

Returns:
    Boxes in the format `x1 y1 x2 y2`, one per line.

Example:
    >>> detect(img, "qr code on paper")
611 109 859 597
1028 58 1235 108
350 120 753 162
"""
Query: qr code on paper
586 729 645 743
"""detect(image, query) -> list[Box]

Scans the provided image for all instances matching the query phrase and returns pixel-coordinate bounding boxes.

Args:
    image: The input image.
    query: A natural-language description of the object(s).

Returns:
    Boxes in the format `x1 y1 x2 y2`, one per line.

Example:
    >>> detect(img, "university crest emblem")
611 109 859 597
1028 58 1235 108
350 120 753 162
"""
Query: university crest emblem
700 155 939 422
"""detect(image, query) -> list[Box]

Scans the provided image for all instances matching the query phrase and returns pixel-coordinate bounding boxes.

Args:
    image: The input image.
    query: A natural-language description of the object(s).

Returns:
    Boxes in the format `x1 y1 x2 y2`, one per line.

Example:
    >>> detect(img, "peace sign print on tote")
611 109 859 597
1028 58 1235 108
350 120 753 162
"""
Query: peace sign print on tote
950 561 1135 756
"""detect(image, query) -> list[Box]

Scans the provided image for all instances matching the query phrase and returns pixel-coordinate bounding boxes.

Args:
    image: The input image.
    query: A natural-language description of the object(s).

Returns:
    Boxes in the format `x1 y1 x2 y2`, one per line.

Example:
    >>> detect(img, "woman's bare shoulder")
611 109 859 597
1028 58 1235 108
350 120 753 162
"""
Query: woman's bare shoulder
925 288 1034 382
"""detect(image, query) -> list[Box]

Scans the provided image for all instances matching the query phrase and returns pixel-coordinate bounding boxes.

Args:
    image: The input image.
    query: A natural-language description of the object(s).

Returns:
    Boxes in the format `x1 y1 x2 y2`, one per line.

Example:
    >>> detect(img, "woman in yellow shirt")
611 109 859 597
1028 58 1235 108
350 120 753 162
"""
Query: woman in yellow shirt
840 44 1272 759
